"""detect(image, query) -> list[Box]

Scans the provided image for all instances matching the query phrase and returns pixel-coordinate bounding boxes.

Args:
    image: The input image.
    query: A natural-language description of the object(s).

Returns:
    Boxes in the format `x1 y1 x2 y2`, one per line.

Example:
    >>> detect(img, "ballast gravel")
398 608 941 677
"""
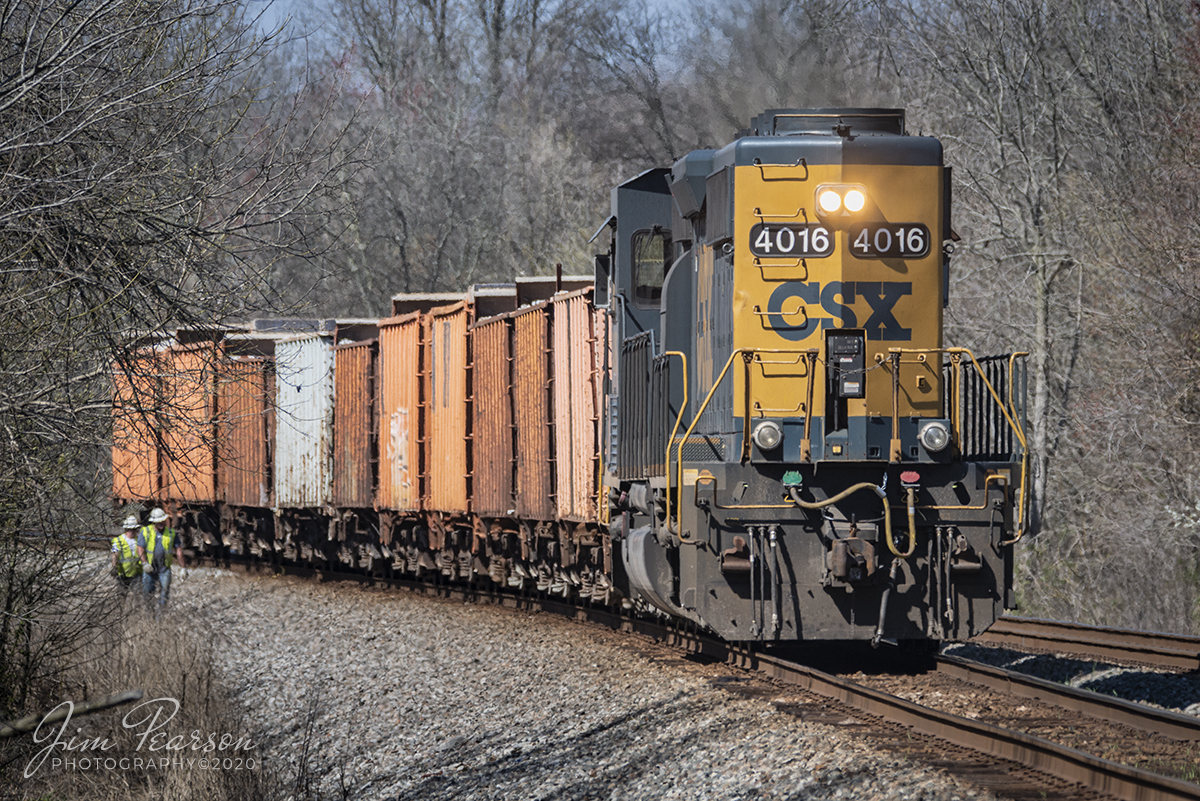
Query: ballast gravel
174 568 996 801
943 643 1200 716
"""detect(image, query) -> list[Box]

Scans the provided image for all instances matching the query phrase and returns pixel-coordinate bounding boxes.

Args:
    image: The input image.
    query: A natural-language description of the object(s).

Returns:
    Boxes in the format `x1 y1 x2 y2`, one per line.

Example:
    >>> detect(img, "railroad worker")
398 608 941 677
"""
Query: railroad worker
110 515 142 589
137 508 185 609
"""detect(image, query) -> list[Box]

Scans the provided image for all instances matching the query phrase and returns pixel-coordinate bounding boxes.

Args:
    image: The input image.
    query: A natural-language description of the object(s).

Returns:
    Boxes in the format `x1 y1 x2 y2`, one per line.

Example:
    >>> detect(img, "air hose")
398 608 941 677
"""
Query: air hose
785 481 917 558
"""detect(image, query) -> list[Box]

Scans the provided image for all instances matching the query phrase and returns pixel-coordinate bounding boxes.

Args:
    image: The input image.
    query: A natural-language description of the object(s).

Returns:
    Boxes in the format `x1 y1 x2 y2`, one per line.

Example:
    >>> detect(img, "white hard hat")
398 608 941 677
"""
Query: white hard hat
123 515 139 529
149 508 168 523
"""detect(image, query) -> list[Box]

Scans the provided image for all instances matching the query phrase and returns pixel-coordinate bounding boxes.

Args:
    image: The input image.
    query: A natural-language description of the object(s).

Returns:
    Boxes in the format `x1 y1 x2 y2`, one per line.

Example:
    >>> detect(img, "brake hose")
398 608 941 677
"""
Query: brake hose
786 482 916 558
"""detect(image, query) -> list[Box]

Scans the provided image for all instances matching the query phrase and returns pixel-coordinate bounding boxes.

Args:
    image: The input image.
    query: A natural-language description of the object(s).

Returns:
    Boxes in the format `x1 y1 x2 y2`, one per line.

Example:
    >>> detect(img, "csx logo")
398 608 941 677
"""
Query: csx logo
765 281 912 342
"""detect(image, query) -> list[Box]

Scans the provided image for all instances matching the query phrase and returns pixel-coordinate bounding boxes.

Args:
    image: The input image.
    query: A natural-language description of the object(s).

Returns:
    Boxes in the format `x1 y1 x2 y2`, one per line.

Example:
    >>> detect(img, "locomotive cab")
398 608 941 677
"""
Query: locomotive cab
605 109 1027 644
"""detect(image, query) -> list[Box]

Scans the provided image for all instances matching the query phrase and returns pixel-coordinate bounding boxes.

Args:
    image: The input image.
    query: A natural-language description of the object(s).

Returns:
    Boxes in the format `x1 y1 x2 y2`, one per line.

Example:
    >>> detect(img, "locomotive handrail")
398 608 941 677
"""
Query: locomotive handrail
671 346 1031 545
1005 351 1032 544
885 346 1031 543
661 350 688 537
752 256 806 267
752 400 805 414
802 350 818 461
884 347 1028 451
753 157 809 182
751 303 806 320
751 353 806 366
753 257 809 282
674 347 819 541
919 473 1012 512
752 205 807 220
674 347 744 541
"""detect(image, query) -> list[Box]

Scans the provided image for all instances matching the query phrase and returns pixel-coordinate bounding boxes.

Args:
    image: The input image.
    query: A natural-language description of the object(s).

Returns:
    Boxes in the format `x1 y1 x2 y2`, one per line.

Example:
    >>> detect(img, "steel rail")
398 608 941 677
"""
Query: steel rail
980 617 1200 672
745 650 1200 801
936 654 1200 742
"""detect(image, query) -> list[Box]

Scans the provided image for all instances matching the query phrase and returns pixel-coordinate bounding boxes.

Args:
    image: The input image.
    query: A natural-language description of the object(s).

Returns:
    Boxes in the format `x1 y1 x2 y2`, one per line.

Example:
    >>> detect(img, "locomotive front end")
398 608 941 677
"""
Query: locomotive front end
604 109 1027 644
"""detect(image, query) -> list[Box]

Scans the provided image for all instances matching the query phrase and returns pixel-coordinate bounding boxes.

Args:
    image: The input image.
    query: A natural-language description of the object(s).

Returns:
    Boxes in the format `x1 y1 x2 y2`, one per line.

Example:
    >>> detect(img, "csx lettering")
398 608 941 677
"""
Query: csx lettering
765 281 912 342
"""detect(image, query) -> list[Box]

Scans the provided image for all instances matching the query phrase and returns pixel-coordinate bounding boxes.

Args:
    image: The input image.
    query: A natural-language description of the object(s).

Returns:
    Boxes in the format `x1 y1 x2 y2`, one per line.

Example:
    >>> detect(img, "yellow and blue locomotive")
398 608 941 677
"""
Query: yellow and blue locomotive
598 108 1027 644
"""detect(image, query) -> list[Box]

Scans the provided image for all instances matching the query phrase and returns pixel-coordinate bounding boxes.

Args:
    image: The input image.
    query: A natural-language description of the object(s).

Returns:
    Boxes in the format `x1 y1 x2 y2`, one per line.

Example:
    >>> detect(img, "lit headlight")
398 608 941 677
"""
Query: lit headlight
918 421 951 453
815 185 868 218
752 421 783 451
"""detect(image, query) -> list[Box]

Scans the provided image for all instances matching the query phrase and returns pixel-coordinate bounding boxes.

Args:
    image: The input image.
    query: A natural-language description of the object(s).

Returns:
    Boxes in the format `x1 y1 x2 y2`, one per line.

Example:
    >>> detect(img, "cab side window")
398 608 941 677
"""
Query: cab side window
632 228 671 308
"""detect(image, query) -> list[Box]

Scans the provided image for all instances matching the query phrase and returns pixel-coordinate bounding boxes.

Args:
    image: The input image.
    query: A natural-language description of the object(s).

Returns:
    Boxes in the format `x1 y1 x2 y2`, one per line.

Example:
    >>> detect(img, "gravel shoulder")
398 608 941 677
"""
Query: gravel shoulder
174 567 998 801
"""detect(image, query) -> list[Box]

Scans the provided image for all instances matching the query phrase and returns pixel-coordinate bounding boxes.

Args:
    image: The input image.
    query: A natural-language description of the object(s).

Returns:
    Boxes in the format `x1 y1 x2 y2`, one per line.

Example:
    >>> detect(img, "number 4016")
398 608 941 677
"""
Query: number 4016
849 223 930 259
749 224 833 258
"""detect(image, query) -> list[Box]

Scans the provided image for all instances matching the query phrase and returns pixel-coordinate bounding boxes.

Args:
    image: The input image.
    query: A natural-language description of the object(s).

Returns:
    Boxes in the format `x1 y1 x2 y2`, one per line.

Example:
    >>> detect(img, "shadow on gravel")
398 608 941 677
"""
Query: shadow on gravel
381 693 691 800
767 641 938 676
1076 670 1200 710
943 643 1200 712
372 690 856 801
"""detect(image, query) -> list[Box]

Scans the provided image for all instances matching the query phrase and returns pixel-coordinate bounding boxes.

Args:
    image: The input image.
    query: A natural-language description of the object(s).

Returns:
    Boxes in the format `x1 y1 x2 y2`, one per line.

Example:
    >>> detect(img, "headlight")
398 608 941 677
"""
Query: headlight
818 190 842 213
815 185 868 218
918 421 951 453
752 421 783 451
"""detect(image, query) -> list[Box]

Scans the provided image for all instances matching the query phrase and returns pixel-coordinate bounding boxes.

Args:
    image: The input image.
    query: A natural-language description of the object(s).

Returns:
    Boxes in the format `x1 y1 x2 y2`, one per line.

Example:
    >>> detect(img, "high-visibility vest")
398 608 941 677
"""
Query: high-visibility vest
111 535 141 578
140 525 178 570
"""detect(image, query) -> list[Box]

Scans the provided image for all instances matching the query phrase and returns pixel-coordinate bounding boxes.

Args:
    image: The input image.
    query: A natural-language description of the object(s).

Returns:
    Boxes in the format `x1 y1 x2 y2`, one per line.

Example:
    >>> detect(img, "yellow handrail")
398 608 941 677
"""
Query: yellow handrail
953 347 1031 545
670 345 1030 546
676 348 748 542
885 346 1030 544
885 347 1028 449
674 348 817 541
1003 351 1031 544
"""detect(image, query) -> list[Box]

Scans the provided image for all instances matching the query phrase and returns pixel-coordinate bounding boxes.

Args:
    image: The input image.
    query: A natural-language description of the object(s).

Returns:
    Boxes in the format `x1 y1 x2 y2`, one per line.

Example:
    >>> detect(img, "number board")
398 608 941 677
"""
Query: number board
749 224 833 258
849 223 930 259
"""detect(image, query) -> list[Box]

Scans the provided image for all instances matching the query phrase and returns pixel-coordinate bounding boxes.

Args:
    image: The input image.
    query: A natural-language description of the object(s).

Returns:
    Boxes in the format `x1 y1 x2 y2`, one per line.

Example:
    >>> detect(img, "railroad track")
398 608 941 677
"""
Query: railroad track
766 652 1200 801
977 616 1200 672
935 654 1200 743
60 537 1200 800
180 551 1200 801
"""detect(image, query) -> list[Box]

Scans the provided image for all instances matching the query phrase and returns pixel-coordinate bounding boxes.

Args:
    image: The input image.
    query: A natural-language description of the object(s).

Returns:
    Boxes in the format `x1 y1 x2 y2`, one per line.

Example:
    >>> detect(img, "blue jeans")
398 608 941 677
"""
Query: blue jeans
142 568 173 607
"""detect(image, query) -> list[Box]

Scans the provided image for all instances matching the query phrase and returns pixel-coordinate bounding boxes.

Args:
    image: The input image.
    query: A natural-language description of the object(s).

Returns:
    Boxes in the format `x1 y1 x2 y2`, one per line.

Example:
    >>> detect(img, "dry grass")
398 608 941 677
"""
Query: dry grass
1 583 292 801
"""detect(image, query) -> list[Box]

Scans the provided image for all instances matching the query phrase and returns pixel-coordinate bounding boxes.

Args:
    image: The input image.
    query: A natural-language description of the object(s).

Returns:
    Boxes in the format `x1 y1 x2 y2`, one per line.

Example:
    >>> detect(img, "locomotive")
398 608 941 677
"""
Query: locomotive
111 108 1027 645
602 108 1026 644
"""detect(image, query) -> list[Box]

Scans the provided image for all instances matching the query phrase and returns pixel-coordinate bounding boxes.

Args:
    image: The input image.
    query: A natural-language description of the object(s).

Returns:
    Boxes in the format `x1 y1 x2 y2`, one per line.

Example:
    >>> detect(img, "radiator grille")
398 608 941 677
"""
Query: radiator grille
943 355 1027 462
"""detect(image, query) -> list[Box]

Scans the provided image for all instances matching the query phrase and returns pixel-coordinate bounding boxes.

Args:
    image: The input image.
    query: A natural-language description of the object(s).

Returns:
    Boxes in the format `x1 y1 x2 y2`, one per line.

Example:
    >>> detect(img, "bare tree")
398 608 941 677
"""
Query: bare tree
880 0 1200 630
0 0 359 722
260 0 626 315
684 0 898 141
883 0 1150 524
